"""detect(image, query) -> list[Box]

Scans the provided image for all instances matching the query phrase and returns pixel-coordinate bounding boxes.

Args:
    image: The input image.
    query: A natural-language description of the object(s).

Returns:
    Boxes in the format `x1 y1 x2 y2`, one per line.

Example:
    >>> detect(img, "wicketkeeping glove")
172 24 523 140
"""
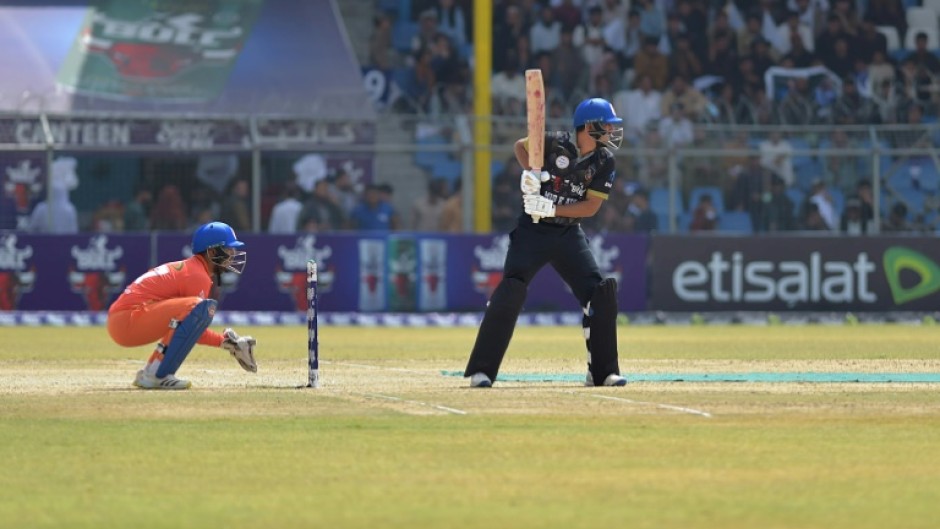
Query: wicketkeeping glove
221 328 258 373
523 194 556 218
520 169 551 195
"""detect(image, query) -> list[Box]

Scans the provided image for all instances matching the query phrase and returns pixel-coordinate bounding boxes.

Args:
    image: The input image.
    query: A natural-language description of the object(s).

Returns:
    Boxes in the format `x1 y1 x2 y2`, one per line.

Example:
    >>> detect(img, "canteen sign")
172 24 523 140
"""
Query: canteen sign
651 236 940 311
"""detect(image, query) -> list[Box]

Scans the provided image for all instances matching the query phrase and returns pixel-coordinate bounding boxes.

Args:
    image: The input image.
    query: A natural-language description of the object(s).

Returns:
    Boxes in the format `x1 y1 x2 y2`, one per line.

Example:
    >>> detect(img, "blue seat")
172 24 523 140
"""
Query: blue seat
786 187 805 216
432 159 462 185
491 160 506 179
649 186 684 215
897 188 927 218
392 21 418 53
828 187 845 216
688 186 725 213
718 211 753 234
391 67 421 99
795 160 823 190
676 212 692 233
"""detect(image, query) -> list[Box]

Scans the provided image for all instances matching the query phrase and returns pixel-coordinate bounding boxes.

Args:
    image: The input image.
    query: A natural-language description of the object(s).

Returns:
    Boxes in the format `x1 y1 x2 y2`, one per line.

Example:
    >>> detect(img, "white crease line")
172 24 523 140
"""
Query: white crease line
558 390 712 418
326 361 432 376
357 392 468 415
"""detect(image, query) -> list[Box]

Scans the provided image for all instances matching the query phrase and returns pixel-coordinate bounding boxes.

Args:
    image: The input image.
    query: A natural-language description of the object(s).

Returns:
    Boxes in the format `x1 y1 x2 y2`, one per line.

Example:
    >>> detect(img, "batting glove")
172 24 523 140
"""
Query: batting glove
221 328 258 373
520 169 550 195
523 194 556 218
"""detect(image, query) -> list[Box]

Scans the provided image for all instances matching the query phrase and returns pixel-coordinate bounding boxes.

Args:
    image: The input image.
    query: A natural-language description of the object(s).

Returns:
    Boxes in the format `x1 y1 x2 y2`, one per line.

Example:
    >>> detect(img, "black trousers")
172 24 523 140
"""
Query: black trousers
504 218 602 305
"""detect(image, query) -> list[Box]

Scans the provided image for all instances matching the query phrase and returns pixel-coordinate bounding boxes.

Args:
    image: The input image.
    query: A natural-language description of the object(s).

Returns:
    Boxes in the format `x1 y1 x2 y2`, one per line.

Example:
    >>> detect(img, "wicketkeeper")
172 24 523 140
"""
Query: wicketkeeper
107 221 258 390
464 98 627 388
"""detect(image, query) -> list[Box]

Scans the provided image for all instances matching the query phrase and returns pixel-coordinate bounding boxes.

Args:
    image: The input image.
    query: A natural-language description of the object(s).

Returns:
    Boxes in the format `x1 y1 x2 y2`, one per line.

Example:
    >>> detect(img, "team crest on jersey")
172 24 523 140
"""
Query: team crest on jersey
276 235 335 310
471 235 509 297
0 234 36 310
69 235 126 311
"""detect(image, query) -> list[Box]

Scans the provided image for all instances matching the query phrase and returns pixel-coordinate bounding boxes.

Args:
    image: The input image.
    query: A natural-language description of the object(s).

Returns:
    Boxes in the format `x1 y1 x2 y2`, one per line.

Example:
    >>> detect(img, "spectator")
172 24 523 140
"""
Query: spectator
898 59 933 113
778 77 815 125
816 14 846 68
658 102 694 148
807 179 838 230
738 13 765 57
855 20 888 64
831 0 860 37
823 129 862 194
435 0 468 48
491 53 526 115
298 179 347 231
552 0 582 31
677 0 709 61
350 184 396 231
637 125 669 188
268 182 304 234
669 34 704 82
729 154 773 231
834 75 880 124
150 184 189 231
761 176 796 232
864 0 906 46
660 75 706 119
330 167 360 218
633 36 669 91
781 31 816 69
801 202 830 230
530 5 562 55
624 188 658 233
774 10 814 56
637 0 665 39
759 131 794 186
614 73 662 140
867 50 895 98
439 179 463 232
28 158 79 234
750 37 777 79
910 32 940 76
607 9 643 67
791 0 825 36
550 27 588 103
854 179 876 232
840 198 867 235
574 5 607 69
492 5 527 72
882 201 909 232
368 13 394 70
689 193 717 231
824 38 855 80
123 186 152 232
219 178 251 231
413 46 438 113
411 179 450 231
706 22 739 80
411 9 441 58
657 12 684 55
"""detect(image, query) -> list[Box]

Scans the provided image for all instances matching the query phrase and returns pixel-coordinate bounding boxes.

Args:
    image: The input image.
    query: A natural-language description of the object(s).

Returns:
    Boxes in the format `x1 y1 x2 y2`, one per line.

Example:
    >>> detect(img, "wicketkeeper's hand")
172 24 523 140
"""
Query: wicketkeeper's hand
520 169 550 195
523 194 556 218
221 328 258 373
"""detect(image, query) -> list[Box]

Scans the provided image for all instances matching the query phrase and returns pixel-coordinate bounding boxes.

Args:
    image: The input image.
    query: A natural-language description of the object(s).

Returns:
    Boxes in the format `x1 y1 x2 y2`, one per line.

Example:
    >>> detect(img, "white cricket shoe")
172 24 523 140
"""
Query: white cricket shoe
585 372 628 387
469 372 493 388
133 369 192 390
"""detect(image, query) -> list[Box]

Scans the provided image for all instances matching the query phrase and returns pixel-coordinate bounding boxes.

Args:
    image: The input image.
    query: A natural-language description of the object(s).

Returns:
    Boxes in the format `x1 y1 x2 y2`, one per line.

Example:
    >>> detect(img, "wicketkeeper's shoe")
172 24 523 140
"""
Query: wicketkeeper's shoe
469 372 493 388
585 372 628 387
133 369 192 390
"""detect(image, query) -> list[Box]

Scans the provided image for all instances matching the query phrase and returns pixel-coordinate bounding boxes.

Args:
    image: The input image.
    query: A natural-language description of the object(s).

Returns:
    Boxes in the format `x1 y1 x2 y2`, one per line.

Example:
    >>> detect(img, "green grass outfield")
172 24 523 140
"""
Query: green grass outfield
2 325 940 529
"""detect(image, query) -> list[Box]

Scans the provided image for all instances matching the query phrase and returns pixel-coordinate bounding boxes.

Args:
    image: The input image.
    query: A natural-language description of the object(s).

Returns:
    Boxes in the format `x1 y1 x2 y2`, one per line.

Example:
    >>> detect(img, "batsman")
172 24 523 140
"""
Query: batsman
464 97 627 388
107 221 258 389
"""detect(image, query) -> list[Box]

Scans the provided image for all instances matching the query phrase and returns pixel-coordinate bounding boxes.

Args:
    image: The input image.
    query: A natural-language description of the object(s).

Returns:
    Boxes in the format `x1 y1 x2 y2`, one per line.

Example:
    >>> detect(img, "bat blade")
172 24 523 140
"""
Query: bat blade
525 69 545 172
525 69 545 223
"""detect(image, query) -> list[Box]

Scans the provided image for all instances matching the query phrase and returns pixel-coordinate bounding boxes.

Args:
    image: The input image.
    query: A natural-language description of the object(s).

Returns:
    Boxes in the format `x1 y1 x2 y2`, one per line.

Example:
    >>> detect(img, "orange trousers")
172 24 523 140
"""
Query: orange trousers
107 297 223 349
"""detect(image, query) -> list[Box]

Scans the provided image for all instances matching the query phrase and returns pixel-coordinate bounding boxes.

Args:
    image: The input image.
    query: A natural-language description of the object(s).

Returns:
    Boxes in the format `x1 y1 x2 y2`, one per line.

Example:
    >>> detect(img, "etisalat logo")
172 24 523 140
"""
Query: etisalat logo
70 235 126 311
671 246 940 306
276 236 335 311
0 234 36 310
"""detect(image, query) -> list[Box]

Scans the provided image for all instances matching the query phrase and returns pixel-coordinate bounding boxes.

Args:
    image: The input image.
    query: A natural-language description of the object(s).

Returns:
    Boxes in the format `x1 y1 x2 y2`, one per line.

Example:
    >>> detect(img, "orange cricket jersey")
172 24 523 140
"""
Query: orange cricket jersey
111 255 216 312
108 255 223 348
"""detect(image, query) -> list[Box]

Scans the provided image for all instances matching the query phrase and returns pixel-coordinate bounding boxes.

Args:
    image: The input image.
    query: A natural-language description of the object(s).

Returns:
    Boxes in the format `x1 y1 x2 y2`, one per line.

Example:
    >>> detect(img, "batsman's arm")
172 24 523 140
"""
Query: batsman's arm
554 194 605 218
514 138 531 168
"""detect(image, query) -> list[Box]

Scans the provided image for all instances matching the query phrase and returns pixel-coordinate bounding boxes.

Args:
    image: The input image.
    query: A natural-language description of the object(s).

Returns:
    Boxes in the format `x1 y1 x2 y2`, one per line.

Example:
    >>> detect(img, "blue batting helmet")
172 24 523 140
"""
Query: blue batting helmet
573 98 624 149
192 222 245 253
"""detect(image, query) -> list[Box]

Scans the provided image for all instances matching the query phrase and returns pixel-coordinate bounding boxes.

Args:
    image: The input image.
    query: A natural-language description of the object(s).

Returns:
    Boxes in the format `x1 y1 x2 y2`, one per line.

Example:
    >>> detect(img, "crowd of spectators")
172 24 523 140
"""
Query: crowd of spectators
371 0 940 234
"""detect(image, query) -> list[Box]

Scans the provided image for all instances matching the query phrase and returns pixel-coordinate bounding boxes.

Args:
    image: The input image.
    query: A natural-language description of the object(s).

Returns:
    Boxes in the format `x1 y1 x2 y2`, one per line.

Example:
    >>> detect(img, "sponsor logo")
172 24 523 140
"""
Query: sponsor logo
69 235 126 310
555 155 569 169
589 236 622 284
0 234 36 310
276 235 334 310
472 235 509 296
883 246 940 305
3 160 43 229
672 251 877 306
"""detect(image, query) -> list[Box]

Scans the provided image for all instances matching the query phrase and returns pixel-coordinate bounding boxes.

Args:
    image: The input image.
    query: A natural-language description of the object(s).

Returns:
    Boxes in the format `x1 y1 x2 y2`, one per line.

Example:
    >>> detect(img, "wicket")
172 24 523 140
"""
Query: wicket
306 259 319 388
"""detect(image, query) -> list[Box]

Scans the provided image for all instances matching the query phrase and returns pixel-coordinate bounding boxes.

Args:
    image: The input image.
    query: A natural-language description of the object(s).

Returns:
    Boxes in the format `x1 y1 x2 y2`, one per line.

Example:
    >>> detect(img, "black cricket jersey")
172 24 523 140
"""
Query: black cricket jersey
524 131 616 226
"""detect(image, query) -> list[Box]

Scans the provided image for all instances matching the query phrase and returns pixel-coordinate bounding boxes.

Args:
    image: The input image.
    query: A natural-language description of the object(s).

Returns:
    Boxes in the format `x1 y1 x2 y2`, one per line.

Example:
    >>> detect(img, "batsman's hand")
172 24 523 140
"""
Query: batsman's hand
520 169 550 195
523 194 556 218
221 328 258 373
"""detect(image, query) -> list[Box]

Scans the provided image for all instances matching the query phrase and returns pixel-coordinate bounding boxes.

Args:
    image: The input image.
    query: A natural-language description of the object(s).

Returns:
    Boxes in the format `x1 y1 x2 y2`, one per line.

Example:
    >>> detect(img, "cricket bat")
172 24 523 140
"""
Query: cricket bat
525 68 545 223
